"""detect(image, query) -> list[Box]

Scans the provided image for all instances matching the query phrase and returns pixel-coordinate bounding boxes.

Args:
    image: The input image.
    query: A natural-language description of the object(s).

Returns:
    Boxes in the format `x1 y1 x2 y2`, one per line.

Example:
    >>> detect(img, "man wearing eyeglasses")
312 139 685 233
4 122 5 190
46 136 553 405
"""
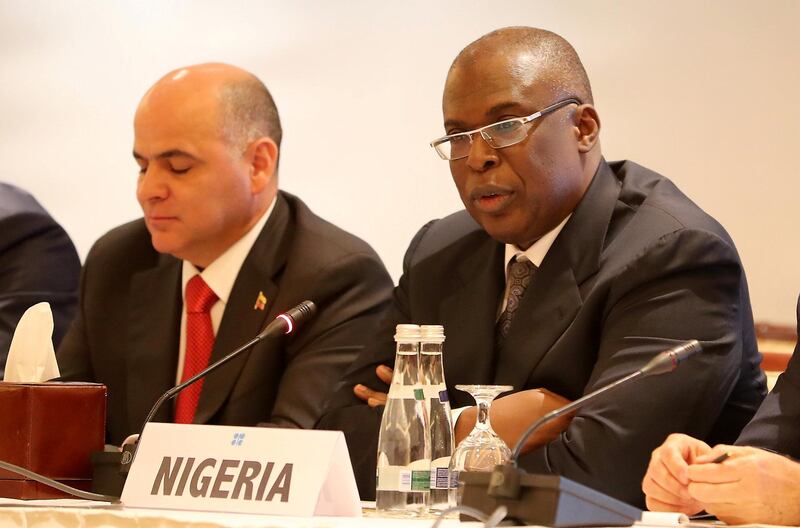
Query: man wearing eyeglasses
318 27 765 506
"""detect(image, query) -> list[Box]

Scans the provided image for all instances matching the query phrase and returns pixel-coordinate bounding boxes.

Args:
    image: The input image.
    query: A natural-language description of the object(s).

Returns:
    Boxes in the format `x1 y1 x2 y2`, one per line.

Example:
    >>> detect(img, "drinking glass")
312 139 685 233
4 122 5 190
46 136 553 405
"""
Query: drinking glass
448 384 513 505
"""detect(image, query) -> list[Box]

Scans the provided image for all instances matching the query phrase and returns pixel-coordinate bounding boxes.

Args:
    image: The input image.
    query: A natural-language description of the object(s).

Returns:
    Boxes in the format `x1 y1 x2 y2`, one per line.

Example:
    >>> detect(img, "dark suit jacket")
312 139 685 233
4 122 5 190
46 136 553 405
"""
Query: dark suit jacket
0 182 80 378
736 296 800 458
318 160 766 507
57 191 393 445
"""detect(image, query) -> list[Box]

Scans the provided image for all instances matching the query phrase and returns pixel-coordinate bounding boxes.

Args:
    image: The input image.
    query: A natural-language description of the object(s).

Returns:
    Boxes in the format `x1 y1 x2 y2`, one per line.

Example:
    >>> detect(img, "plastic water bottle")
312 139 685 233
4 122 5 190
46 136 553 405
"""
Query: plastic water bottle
419 324 455 513
375 324 430 516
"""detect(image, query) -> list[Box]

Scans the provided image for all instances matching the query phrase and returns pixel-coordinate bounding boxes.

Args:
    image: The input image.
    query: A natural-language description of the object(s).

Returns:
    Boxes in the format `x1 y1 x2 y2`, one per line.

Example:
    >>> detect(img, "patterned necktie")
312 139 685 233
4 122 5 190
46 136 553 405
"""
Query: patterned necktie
495 257 537 345
174 275 218 424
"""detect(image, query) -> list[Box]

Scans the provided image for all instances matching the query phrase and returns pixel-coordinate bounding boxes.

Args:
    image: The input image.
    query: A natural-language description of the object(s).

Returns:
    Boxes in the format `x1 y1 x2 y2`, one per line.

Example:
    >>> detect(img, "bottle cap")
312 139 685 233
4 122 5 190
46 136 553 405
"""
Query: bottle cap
420 324 445 342
394 324 421 342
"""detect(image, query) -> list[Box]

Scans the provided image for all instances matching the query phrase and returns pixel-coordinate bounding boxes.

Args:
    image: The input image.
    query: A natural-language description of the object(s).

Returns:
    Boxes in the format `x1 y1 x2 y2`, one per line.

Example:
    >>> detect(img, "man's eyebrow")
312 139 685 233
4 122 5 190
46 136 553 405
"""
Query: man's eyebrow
132 149 199 161
443 118 467 131
485 101 526 118
443 102 527 131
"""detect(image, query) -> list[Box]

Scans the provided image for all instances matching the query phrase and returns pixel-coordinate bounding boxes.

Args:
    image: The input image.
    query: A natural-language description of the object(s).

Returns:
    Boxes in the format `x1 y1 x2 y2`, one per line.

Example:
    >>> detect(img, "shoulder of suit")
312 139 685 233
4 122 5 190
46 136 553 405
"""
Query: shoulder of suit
405 209 485 268
609 160 735 245
281 191 385 262
0 183 73 249
84 218 159 268
0 182 48 219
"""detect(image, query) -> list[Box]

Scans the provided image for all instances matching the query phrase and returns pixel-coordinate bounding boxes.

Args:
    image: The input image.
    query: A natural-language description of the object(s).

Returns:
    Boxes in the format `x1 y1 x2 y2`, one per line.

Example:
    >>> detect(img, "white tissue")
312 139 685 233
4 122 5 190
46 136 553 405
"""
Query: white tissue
3 302 61 382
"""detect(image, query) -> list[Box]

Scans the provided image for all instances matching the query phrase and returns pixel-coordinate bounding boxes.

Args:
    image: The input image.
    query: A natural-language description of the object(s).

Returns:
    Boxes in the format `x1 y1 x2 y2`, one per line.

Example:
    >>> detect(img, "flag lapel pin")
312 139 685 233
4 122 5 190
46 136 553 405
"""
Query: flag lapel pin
254 291 268 311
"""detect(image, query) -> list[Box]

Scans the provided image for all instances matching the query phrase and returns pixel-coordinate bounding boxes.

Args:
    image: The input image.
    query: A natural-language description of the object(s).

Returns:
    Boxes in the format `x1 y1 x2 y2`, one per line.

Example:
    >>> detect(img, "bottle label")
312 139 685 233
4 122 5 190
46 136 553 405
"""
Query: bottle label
413 388 425 401
387 384 418 399
450 470 460 489
422 384 447 401
376 466 431 492
376 466 412 491
438 389 449 403
429 456 452 490
411 470 431 491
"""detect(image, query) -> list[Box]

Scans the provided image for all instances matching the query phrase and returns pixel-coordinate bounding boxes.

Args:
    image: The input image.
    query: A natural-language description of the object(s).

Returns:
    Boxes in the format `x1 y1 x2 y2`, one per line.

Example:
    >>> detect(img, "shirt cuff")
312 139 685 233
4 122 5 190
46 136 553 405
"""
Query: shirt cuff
451 406 470 427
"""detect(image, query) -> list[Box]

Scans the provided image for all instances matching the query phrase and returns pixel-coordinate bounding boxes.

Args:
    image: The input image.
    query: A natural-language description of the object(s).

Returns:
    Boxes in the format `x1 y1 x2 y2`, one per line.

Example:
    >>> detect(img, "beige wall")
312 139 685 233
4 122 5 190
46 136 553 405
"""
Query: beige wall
1 0 797 324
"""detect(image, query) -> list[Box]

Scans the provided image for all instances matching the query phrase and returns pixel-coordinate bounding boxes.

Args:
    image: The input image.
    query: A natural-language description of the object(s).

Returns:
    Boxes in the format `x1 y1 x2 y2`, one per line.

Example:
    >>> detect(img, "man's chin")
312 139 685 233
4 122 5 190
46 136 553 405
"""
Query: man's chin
149 236 182 258
474 216 527 248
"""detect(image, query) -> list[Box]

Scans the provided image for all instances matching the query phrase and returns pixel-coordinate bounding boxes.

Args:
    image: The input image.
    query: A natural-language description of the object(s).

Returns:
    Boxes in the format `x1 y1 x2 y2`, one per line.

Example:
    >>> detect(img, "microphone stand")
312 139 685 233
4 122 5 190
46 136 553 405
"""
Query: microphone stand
118 301 316 474
459 340 702 526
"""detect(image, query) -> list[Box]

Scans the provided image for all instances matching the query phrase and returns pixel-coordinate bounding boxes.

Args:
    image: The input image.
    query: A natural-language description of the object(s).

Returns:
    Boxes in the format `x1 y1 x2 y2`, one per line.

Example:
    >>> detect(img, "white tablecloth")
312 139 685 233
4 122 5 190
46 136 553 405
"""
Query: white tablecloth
0 499 482 528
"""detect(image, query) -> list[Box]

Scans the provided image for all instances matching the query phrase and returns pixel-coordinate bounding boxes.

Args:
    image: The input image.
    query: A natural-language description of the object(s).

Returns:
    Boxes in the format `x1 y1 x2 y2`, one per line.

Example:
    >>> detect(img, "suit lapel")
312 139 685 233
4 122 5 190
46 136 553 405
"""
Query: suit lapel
193 194 291 424
126 253 182 429
494 160 622 390
493 262 582 388
441 236 505 408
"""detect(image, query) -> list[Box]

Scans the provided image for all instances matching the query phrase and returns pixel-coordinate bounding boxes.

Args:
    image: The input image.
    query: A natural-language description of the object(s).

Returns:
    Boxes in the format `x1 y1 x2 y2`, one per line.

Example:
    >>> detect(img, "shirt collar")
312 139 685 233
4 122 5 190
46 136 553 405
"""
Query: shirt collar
181 195 277 305
503 214 571 277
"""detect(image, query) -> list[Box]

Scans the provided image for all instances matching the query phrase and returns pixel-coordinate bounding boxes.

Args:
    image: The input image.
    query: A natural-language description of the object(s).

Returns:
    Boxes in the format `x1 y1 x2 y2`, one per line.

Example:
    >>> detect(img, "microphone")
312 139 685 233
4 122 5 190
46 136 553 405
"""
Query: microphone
459 340 702 526
118 300 317 474
506 339 701 464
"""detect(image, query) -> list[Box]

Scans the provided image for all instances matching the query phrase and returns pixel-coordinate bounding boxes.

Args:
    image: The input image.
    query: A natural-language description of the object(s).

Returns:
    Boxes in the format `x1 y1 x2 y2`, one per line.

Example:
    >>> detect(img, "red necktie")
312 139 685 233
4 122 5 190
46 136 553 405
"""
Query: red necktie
174 275 218 424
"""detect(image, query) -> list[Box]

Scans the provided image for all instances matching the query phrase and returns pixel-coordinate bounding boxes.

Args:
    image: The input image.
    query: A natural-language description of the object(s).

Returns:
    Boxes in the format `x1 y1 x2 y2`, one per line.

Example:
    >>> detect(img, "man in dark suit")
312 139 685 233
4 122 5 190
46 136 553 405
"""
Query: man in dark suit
57 63 393 445
643 296 800 525
0 182 80 377
317 27 766 506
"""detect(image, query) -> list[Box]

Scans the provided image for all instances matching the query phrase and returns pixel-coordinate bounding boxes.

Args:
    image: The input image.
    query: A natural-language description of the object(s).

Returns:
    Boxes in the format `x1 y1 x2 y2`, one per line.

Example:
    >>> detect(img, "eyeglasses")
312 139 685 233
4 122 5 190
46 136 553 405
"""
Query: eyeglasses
429 98 581 161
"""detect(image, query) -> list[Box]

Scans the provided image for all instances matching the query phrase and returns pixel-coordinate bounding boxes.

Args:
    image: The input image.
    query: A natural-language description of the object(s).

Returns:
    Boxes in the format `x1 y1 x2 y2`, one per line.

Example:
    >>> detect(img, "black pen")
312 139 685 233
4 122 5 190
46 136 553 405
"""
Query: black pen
711 452 730 463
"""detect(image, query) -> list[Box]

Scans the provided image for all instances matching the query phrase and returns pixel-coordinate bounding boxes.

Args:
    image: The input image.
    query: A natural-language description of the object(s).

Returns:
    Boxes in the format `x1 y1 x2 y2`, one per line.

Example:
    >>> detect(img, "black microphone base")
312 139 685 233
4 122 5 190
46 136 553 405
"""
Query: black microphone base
459 471 641 527
90 451 127 497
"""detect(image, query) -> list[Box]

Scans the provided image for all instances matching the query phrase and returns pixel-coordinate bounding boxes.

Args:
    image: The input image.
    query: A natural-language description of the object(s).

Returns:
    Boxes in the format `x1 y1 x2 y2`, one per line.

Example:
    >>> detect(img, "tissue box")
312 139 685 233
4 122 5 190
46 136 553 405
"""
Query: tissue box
0 382 106 499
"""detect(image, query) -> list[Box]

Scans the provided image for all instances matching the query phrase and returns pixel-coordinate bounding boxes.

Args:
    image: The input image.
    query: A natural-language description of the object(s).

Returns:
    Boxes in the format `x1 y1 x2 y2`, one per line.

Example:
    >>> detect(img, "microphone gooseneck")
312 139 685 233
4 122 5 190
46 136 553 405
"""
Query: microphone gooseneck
488 340 702 500
509 339 701 462
122 300 317 470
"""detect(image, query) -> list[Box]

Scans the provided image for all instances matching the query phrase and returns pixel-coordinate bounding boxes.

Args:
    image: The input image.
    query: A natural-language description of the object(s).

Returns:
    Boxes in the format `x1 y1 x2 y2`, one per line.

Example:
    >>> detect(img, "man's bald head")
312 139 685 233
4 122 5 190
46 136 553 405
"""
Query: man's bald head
134 63 282 268
141 63 282 153
441 26 601 249
449 26 593 106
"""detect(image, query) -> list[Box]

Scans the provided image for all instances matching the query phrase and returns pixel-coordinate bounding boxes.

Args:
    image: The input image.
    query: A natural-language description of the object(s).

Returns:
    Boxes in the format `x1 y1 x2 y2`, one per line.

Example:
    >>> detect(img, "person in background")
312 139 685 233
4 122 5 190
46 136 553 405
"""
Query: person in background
643 295 800 525
0 182 80 378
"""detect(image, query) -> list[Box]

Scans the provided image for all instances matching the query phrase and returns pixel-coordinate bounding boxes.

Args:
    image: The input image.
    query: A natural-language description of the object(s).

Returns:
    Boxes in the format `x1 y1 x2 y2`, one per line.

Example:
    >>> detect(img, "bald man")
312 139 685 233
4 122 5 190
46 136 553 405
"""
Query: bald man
318 27 766 506
57 64 393 445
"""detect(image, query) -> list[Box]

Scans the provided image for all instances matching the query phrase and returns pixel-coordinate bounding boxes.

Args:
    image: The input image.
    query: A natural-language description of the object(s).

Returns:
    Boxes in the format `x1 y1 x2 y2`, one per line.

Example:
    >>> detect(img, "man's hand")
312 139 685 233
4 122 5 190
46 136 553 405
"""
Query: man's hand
641 433 709 515
686 445 800 525
454 388 573 455
353 365 393 407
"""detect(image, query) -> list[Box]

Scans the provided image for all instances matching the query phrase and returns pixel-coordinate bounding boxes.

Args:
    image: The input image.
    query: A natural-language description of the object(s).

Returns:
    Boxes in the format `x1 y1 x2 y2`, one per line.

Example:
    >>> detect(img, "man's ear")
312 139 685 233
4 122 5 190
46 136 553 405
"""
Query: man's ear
574 104 601 153
248 137 279 193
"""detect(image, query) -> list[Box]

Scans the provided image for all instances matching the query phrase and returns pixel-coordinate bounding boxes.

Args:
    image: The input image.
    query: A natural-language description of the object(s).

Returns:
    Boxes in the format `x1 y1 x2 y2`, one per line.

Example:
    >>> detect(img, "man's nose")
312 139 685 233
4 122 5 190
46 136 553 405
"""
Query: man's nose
136 166 169 203
465 133 499 172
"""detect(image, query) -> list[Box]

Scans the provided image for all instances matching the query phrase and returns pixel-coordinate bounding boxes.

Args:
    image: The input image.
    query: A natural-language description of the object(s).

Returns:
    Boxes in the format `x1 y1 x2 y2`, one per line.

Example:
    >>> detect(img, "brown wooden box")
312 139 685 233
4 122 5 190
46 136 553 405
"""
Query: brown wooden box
0 382 106 499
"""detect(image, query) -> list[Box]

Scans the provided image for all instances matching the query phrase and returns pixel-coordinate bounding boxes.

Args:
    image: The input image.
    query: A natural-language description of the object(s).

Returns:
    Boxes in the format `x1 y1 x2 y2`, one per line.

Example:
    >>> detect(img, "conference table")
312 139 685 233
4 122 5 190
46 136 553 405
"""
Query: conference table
0 499 482 528
0 498 703 528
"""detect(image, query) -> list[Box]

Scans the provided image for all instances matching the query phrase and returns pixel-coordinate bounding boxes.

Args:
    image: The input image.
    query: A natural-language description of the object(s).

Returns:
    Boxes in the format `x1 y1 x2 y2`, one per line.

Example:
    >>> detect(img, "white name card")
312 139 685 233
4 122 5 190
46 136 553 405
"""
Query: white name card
121 423 361 517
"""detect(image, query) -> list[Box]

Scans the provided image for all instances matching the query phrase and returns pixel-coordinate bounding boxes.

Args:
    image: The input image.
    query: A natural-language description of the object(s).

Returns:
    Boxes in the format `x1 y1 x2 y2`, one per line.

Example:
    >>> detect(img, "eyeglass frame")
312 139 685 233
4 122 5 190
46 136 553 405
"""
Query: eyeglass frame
429 97 582 161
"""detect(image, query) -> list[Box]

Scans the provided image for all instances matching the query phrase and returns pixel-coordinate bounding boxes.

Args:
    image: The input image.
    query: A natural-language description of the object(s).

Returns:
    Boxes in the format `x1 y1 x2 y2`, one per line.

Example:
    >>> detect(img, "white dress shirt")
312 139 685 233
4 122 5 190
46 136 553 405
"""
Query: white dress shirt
175 197 277 383
453 214 571 424
500 214 571 313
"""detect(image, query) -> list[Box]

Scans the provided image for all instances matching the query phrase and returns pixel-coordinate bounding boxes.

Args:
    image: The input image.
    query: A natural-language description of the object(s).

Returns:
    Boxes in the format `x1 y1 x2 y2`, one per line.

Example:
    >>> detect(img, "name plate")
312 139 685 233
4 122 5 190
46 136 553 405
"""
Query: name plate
121 423 360 517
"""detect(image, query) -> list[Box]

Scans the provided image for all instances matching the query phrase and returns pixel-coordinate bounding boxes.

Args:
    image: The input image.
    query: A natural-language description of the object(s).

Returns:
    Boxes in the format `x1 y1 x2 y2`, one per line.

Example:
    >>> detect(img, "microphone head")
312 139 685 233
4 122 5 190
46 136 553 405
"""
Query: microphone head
641 339 702 376
290 300 317 323
262 300 317 338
